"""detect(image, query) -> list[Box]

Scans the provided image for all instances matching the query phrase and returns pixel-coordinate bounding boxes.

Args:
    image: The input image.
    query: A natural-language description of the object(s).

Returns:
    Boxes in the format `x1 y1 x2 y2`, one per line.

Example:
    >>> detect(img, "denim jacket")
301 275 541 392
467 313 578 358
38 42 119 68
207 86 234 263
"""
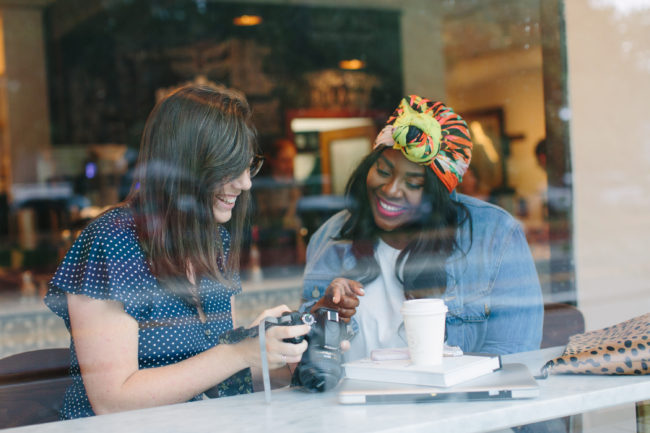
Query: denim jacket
300 193 543 355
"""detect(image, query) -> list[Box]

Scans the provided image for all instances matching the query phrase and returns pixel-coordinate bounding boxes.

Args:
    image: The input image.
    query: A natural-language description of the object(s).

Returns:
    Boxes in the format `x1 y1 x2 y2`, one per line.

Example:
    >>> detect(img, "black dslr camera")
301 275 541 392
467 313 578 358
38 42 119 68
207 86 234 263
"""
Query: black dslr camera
219 308 347 394
277 308 348 393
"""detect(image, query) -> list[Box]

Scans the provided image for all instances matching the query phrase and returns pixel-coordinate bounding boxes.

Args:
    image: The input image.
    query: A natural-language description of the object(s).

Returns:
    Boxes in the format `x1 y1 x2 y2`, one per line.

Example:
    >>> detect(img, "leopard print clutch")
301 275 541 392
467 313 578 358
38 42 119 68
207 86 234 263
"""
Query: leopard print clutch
542 312 650 376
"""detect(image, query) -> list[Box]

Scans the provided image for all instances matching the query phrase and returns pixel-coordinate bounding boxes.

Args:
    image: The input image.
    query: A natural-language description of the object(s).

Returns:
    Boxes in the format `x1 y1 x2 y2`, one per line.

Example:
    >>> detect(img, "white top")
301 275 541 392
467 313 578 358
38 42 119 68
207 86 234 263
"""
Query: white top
344 239 407 362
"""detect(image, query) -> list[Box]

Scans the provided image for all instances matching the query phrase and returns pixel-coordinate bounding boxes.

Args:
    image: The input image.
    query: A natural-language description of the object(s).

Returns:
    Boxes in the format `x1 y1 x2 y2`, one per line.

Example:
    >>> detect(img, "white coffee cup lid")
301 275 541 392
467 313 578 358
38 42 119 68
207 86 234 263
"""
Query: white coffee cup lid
401 298 448 315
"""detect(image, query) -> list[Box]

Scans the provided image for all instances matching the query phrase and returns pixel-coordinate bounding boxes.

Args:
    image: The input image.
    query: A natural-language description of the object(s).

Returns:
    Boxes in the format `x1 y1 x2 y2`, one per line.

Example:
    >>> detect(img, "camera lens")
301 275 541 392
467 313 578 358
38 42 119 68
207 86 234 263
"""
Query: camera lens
291 308 346 392
297 364 341 392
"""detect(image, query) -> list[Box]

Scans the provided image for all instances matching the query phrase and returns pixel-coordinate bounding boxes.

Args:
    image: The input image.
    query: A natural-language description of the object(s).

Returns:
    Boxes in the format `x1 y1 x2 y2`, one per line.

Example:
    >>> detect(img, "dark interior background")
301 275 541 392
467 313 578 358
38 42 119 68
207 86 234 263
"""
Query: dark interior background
45 0 403 148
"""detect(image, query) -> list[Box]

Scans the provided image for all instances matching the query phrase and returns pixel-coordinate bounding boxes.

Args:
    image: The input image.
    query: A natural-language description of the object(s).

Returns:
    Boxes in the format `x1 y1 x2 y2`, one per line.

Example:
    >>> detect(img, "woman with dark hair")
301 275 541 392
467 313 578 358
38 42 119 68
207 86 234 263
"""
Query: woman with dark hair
301 95 543 361
45 85 310 419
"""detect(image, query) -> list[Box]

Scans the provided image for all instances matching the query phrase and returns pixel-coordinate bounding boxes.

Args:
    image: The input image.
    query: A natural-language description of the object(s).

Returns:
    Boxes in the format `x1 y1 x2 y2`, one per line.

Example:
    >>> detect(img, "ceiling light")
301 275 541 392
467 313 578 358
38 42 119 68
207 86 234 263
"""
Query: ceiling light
339 59 365 70
233 15 262 26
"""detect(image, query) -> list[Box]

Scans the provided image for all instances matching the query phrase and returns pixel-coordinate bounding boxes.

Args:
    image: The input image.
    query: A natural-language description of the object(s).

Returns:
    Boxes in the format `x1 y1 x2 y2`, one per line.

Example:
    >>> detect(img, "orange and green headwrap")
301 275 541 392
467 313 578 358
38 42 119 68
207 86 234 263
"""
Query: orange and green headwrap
374 95 473 192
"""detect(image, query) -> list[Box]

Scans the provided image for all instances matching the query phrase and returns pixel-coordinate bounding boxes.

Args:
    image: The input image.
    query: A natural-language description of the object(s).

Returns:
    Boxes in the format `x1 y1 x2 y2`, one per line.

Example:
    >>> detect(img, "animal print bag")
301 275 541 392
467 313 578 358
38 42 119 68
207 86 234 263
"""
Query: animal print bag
540 312 650 377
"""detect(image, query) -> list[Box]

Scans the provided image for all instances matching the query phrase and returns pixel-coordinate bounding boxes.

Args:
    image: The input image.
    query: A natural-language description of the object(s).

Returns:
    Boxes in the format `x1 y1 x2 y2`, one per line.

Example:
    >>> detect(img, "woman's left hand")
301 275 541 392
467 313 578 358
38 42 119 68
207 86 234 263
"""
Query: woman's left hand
264 325 310 368
248 304 292 328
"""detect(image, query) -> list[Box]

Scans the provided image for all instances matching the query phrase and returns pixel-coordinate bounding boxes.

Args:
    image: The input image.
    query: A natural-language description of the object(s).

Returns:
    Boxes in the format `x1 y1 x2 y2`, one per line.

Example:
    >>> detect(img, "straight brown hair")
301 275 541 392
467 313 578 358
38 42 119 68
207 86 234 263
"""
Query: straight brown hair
126 85 256 304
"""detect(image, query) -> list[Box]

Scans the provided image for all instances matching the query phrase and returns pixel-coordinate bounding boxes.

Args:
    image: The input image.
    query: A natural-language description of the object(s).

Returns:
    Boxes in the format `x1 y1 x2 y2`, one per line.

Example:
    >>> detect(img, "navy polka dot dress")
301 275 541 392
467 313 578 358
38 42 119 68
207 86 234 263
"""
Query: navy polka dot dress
44 207 252 420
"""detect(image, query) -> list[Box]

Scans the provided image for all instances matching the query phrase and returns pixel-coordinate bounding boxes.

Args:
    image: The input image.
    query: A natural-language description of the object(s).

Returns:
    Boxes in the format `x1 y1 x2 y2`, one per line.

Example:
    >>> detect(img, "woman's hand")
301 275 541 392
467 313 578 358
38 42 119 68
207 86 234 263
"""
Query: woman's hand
242 304 311 369
264 325 310 368
310 278 364 323
238 322 310 371
248 304 292 328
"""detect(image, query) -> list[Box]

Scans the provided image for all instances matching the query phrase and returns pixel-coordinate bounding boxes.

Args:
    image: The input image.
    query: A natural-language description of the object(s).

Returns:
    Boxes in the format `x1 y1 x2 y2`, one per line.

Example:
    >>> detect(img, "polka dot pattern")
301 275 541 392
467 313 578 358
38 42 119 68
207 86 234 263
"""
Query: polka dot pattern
44 207 252 419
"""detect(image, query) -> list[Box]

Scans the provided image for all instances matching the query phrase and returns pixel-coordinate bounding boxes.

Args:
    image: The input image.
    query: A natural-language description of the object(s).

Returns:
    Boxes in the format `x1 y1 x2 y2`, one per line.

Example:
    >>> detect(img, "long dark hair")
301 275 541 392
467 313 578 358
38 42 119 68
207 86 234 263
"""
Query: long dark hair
126 85 257 304
336 147 472 297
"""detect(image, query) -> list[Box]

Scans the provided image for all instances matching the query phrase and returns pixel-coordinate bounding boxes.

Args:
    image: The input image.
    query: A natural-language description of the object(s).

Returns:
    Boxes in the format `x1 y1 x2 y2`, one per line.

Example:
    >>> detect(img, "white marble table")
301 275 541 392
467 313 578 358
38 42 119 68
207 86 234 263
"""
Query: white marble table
5 347 650 433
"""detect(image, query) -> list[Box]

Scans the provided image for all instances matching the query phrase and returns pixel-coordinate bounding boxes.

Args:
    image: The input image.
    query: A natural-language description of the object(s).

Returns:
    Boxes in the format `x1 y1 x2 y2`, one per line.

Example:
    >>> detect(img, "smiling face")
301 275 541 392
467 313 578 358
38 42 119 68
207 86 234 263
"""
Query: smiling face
213 168 253 223
366 148 425 232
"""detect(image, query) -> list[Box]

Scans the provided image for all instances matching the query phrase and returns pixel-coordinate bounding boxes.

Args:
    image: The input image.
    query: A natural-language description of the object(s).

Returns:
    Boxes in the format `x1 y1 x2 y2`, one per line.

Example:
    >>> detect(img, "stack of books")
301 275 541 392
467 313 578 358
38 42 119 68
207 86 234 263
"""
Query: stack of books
342 350 502 388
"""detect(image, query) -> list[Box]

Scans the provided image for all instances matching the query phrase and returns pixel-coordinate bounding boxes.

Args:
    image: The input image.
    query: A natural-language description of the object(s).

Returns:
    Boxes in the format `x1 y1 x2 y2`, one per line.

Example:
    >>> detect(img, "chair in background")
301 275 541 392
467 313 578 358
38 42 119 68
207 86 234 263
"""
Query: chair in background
541 302 585 349
0 348 71 429
540 303 586 433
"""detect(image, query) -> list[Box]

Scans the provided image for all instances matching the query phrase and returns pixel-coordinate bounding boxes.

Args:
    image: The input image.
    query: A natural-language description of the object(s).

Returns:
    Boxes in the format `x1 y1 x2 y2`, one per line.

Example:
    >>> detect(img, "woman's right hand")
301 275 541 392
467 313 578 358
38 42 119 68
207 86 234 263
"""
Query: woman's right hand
310 278 364 323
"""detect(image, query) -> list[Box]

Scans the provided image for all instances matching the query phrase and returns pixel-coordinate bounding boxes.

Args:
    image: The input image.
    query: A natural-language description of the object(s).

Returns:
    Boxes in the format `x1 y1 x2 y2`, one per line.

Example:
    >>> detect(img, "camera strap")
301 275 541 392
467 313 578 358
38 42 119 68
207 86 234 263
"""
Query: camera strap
259 316 278 404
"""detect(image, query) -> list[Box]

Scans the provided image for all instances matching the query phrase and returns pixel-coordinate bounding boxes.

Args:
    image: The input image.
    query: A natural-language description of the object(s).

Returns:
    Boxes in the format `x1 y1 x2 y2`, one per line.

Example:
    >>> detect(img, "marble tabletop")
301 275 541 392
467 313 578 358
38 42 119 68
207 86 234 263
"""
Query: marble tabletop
5 347 650 433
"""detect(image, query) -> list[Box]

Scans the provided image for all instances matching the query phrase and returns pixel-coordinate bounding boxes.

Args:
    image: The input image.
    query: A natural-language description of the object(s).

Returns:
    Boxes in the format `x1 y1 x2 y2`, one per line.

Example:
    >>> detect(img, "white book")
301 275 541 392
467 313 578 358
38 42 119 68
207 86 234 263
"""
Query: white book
342 353 502 388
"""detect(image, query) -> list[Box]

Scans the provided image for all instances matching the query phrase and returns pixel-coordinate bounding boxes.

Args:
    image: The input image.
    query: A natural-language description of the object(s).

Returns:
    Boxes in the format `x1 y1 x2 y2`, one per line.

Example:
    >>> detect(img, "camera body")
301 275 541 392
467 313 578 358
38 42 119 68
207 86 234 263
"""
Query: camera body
268 308 347 392
272 311 315 344
291 307 348 392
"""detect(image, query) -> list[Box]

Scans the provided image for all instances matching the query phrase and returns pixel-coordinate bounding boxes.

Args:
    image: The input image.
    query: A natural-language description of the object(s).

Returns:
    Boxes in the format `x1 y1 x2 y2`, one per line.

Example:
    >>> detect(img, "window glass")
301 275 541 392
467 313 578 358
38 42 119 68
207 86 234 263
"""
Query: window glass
0 0 648 429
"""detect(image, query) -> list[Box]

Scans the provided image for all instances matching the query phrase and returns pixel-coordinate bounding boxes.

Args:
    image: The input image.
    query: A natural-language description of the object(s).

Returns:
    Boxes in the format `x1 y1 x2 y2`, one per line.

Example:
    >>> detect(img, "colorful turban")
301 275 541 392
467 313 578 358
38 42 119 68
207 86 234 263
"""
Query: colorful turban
373 95 473 192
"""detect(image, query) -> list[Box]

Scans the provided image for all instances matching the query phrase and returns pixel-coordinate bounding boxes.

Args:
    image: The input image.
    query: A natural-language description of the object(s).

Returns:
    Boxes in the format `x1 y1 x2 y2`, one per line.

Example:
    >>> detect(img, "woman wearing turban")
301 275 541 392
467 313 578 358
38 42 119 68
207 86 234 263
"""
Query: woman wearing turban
300 96 543 361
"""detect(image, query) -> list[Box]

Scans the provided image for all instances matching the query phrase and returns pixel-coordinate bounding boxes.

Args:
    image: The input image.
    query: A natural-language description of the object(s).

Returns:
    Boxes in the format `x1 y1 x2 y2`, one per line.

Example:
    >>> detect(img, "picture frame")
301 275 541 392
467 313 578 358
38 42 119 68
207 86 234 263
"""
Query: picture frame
461 107 508 191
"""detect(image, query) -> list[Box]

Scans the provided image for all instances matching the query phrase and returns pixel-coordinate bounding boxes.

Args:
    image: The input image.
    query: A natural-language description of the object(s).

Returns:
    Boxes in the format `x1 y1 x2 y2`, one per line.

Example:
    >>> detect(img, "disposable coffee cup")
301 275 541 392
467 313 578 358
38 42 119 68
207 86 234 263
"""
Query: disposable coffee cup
400 299 448 366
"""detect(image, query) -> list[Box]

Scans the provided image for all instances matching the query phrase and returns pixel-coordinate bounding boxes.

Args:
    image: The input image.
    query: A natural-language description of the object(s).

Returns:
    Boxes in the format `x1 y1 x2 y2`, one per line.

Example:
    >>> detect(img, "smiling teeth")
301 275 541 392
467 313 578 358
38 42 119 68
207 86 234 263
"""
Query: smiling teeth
379 200 402 212
219 197 236 205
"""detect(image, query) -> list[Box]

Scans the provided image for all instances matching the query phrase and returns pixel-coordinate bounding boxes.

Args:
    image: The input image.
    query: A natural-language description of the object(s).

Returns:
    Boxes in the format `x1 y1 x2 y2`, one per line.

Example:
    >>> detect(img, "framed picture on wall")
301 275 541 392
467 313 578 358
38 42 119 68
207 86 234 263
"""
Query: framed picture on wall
319 125 376 195
461 107 507 192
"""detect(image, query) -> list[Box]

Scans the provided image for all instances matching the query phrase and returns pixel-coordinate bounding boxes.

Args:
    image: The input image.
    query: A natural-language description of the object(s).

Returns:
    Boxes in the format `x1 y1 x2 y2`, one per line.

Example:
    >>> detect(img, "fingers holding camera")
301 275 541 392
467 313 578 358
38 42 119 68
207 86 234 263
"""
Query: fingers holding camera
265 324 310 368
249 304 292 328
